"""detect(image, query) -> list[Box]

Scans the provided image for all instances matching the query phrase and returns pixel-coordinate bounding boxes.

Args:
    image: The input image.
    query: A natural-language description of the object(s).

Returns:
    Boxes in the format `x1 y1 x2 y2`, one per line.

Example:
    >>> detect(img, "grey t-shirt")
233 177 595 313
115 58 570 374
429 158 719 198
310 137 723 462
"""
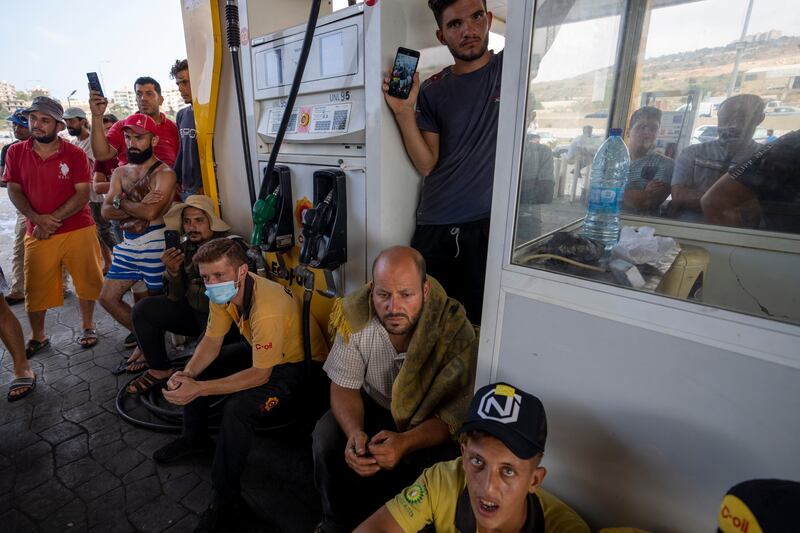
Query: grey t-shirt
415 50 503 225
174 106 201 197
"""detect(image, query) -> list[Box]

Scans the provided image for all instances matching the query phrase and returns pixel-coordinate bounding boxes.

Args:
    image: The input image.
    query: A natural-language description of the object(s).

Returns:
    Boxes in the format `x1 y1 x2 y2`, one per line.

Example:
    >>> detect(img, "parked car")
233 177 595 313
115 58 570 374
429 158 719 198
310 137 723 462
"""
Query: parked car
584 109 609 118
691 125 717 144
765 106 800 115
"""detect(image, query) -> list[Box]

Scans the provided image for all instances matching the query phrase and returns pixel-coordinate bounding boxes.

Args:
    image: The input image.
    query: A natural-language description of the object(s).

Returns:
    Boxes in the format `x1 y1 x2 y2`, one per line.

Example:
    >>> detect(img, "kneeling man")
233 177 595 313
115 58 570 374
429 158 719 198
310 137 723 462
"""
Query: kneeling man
357 382 590 533
157 238 327 530
313 246 478 532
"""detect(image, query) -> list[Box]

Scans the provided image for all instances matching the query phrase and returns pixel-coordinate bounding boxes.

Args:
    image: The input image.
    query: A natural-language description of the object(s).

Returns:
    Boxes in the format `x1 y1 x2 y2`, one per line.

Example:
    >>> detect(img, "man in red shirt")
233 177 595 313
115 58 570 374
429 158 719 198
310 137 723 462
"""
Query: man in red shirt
89 76 179 167
4 97 105 355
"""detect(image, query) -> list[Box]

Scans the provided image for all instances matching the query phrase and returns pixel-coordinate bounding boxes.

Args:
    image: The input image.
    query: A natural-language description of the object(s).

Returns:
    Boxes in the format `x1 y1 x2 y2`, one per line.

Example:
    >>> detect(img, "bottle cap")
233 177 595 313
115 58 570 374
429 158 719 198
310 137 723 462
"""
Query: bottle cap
610 128 623 136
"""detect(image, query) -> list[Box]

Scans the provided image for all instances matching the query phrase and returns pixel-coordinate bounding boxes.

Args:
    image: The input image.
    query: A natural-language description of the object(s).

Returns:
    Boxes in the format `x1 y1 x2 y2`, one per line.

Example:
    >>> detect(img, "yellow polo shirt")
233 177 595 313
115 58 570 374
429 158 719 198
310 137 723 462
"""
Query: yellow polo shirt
386 458 589 533
205 273 327 368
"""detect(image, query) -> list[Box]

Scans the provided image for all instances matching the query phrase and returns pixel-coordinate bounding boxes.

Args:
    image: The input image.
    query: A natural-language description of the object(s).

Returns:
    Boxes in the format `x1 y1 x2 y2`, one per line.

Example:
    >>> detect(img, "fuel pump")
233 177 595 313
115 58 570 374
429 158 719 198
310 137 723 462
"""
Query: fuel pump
251 165 296 280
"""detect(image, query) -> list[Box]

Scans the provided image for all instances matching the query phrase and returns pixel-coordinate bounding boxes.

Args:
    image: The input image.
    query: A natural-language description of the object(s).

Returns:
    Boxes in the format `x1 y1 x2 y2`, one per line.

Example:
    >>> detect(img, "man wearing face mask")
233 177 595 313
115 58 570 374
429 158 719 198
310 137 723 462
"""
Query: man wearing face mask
670 94 765 222
99 114 177 353
156 238 328 531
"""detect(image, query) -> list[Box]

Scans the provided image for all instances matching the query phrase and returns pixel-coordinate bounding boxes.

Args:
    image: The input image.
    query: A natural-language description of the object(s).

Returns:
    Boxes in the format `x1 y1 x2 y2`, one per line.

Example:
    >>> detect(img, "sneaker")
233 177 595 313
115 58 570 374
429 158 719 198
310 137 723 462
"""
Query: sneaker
124 332 137 348
153 436 214 464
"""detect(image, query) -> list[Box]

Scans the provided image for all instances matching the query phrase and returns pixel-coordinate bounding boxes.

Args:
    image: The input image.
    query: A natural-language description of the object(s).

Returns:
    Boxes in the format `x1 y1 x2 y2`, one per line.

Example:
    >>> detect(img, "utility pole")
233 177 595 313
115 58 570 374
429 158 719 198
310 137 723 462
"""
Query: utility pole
726 0 755 97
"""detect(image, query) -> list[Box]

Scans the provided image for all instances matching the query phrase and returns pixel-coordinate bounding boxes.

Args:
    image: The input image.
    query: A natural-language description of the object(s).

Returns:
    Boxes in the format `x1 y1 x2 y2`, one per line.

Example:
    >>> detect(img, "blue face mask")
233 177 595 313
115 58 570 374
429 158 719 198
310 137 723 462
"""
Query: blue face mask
204 273 241 305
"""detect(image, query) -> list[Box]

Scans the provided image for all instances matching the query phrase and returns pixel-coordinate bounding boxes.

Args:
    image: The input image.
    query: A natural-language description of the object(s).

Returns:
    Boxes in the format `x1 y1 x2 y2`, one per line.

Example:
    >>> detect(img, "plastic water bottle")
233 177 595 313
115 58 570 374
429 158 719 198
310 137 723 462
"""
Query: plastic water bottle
581 128 630 250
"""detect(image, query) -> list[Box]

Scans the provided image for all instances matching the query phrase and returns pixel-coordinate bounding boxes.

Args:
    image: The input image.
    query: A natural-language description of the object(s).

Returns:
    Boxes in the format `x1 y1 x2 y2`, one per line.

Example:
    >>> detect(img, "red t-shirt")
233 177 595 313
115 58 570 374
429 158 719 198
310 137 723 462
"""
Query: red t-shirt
106 112 179 167
4 138 95 235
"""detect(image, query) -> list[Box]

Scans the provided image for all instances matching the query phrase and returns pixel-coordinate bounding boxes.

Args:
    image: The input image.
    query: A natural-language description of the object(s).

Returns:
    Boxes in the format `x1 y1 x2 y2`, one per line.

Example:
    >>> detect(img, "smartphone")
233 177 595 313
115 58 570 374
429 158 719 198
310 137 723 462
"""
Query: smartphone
164 230 181 250
87 72 104 97
388 47 420 99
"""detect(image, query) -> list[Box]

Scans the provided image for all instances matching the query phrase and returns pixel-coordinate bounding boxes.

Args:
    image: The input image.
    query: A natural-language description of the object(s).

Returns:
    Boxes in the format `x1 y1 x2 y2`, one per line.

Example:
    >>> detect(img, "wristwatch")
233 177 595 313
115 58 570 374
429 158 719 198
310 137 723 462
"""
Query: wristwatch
112 195 122 210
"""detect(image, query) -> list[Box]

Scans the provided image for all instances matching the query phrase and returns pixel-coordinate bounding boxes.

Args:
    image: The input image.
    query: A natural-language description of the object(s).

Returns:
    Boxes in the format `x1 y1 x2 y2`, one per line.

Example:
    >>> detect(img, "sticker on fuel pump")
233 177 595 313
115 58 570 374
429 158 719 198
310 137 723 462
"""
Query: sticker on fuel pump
268 109 298 135
310 103 351 133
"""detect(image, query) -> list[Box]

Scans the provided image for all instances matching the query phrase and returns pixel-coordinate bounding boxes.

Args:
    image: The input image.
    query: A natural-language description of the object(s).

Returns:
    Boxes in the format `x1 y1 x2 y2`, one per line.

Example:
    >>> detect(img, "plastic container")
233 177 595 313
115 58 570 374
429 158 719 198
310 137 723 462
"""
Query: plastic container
581 128 630 249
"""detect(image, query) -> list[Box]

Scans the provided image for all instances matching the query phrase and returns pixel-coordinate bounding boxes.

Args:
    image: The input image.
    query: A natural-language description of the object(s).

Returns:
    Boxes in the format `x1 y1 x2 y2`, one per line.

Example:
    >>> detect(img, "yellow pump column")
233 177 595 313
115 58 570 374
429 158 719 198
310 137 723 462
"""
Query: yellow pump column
180 0 223 214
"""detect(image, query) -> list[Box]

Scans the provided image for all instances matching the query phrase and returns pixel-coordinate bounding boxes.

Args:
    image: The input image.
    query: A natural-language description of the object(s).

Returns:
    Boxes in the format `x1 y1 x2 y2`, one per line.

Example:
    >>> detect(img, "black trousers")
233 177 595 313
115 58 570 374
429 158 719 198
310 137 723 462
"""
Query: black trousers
182 342 306 502
411 218 490 325
312 392 457 532
131 295 240 371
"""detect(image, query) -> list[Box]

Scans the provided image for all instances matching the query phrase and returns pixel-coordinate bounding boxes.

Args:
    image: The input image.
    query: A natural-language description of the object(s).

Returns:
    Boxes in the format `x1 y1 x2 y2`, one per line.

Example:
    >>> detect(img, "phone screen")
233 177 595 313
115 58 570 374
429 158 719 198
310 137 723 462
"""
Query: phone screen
388 47 420 99
87 72 104 97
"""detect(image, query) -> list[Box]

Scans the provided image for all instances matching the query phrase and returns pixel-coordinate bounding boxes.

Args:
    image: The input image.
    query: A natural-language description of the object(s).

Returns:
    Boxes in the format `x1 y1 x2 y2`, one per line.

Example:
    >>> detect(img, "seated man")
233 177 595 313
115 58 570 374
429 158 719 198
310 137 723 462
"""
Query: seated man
313 246 478 533
356 382 590 533
701 129 799 233
99 114 177 357
622 106 674 214
1 266 35 402
670 94 765 222
520 133 555 205
125 195 236 394
156 238 327 531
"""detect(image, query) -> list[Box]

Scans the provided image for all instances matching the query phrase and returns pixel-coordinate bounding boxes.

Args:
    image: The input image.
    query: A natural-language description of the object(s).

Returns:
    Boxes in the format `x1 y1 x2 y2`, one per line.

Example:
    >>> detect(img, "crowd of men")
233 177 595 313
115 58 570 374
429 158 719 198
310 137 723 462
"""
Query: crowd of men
1 0 797 531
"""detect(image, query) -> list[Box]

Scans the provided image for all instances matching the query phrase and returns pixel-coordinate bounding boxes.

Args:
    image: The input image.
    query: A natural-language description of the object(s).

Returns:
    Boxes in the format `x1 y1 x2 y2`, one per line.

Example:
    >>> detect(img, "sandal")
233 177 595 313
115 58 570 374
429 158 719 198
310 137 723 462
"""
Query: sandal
7 376 36 402
79 328 98 349
25 338 50 359
125 370 172 394
111 358 129 376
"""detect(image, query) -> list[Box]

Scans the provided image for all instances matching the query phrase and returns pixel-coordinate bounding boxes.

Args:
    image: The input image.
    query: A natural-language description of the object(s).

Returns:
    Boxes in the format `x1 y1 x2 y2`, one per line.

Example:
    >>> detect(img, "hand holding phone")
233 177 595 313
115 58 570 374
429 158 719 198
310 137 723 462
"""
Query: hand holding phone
387 47 420 100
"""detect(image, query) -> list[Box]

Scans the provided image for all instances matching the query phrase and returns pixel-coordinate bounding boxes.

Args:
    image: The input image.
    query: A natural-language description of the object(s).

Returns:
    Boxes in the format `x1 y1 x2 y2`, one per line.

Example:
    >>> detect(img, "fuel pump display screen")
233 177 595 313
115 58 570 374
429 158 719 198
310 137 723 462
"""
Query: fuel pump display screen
254 25 359 91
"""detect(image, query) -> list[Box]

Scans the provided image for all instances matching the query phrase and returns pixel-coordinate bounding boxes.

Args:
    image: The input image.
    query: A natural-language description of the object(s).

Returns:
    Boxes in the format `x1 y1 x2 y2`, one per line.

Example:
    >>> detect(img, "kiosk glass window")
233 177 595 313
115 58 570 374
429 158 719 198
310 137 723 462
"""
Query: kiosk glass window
512 0 800 325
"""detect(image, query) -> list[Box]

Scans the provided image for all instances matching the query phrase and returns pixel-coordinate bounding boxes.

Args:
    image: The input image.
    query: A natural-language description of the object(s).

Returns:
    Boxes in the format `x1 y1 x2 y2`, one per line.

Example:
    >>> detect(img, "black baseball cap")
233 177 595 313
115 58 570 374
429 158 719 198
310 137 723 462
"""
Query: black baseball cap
718 479 800 533
458 382 547 460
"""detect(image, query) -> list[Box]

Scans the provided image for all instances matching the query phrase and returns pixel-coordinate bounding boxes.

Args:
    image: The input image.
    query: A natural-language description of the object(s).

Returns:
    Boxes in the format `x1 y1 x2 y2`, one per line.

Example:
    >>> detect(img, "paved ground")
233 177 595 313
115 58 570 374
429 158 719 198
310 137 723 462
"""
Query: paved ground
0 190 322 533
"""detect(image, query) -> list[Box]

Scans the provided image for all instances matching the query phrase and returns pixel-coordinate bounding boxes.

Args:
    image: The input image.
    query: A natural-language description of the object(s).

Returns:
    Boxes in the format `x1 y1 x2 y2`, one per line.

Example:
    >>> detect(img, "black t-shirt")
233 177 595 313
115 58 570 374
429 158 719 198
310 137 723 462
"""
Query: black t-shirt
174 106 201 195
729 130 800 233
416 51 503 225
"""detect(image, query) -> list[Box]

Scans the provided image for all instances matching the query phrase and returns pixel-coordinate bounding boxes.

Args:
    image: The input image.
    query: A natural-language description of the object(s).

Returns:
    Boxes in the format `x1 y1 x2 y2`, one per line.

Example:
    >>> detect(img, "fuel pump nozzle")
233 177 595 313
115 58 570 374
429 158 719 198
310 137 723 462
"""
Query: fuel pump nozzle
299 189 334 267
250 184 281 247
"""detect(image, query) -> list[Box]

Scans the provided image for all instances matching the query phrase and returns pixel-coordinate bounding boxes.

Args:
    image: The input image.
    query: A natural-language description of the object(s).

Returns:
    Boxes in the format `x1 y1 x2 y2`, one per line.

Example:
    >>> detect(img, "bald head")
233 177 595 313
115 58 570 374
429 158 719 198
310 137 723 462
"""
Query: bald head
718 94 765 148
371 246 427 286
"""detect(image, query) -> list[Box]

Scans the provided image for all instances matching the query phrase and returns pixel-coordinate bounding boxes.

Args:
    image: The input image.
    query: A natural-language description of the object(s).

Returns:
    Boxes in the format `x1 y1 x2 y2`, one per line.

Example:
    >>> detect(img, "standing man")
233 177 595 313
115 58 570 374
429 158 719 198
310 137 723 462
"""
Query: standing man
99 114 177 351
89 76 179 167
64 107 117 272
383 0 502 324
622 106 674 214
0 109 31 306
566 125 598 192
313 246 477 533
171 59 204 199
1 266 35 401
4 97 104 353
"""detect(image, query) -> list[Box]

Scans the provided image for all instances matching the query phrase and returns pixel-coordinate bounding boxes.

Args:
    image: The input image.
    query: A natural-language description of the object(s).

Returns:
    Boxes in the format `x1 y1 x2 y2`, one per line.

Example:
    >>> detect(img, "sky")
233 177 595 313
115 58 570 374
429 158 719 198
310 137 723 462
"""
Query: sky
535 0 800 82
1 0 188 101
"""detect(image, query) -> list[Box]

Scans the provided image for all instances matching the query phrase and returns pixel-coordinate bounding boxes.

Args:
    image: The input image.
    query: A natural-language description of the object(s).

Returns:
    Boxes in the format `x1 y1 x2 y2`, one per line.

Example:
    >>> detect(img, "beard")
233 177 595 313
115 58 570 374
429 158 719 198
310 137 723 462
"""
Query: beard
377 310 421 336
67 127 81 137
126 146 153 164
33 132 58 144
448 33 489 63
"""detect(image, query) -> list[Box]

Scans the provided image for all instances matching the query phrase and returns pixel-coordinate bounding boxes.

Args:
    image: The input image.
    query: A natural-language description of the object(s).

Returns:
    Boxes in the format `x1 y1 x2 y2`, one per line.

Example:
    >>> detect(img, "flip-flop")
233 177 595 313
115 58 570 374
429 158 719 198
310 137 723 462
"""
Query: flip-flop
7 376 36 402
25 338 50 359
112 358 129 376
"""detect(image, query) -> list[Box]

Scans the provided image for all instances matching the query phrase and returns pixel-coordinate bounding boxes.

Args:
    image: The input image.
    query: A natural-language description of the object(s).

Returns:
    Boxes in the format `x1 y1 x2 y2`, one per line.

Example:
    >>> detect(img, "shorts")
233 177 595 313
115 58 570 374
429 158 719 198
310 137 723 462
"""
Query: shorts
24 224 104 312
107 224 167 292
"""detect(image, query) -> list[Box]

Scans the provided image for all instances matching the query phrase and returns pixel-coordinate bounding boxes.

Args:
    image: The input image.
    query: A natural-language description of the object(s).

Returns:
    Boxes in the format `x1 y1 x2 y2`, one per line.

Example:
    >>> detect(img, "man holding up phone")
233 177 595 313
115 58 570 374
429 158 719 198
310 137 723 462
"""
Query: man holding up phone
383 0 502 325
